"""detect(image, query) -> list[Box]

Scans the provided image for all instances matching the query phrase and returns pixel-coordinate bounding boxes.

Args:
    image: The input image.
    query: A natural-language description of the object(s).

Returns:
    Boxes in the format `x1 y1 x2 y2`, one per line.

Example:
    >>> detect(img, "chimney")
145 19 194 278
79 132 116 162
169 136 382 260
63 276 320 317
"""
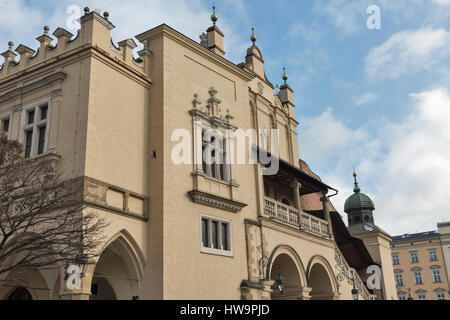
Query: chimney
118 39 137 64
15 44 35 67
206 6 225 58
278 68 295 118
53 27 74 50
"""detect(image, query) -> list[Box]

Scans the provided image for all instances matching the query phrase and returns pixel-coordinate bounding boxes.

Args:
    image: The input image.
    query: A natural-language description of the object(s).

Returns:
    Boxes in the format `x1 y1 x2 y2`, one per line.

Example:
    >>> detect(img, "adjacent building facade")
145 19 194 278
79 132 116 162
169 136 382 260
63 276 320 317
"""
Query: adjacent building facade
391 223 450 300
0 8 392 300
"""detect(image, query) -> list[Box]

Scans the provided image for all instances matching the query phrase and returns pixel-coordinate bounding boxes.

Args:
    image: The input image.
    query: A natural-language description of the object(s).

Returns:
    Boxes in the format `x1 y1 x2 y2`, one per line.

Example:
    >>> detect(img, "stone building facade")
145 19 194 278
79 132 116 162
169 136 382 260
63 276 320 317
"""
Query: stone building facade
0 8 391 300
391 223 450 300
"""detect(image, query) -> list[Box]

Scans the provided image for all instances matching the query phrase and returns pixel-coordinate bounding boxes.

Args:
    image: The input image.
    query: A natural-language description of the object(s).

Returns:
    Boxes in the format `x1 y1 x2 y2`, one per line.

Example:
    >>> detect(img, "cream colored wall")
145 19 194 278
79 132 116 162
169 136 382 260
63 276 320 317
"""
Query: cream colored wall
354 233 397 300
156 32 254 300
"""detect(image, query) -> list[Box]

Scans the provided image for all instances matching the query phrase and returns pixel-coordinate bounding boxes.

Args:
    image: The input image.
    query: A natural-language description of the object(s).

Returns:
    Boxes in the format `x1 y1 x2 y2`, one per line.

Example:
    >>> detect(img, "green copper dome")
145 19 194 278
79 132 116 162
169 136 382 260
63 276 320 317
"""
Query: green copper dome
344 192 375 213
344 172 375 213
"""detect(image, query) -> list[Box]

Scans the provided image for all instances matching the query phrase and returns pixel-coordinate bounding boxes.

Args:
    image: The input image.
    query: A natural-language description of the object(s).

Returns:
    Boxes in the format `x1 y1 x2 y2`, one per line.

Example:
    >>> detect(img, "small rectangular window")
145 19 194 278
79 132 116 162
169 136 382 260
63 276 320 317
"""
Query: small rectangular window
410 252 419 263
414 271 423 285
2 119 9 133
201 218 209 248
436 293 446 300
392 255 400 265
433 270 442 283
22 103 50 158
417 294 427 300
25 130 33 158
395 273 404 286
40 105 48 120
429 250 438 261
200 216 232 257
211 221 219 249
37 126 46 155
28 110 35 125
221 223 229 251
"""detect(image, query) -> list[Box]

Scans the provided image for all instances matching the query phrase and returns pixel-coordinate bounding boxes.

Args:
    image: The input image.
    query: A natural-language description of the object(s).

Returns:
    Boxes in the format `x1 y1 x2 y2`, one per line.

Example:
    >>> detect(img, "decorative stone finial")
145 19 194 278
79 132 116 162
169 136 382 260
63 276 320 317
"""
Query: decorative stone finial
211 6 218 26
103 11 109 19
8 41 14 50
192 93 202 109
44 26 50 35
84 7 90 15
251 27 257 45
282 67 288 84
353 171 361 193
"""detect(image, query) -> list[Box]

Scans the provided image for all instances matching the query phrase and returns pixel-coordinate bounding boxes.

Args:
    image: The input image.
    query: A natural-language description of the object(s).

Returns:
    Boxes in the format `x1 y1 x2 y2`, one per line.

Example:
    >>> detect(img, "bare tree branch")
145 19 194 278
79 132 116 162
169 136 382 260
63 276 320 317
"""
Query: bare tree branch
0 134 108 276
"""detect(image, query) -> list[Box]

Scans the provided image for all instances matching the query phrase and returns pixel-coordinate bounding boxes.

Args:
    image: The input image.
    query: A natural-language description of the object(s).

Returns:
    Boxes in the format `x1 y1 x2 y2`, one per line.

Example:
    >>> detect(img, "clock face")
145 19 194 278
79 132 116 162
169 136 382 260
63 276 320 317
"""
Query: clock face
363 225 375 232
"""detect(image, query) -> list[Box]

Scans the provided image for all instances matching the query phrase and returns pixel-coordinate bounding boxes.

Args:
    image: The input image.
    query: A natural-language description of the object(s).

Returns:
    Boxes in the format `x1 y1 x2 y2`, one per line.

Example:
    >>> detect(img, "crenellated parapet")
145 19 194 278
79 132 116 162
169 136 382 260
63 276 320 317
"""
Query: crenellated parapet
0 7 148 81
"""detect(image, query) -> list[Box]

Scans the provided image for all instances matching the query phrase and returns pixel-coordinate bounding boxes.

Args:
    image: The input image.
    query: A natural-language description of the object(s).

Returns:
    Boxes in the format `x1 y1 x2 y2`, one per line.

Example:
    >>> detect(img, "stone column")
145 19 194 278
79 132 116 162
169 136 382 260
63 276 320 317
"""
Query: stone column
300 287 313 300
291 181 302 210
292 181 302 230
321 191 334 239
58 264 95 300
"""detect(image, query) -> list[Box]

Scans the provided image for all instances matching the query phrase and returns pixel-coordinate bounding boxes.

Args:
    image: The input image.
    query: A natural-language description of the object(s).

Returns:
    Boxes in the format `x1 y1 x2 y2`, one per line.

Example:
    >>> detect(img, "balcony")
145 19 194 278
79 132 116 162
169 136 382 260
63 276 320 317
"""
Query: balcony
264 197 329 238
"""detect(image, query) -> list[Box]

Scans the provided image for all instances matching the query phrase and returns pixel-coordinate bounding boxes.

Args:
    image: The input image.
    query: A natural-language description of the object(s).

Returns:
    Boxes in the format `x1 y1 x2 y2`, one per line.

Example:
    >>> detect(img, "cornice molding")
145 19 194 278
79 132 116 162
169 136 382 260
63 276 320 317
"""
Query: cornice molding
188 190 247 213
0 71 67 103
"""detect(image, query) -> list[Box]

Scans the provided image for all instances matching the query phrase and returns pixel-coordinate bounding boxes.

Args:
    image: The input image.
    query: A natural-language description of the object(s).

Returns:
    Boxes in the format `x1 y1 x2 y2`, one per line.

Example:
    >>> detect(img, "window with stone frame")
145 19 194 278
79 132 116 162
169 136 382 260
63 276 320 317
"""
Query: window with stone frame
432 269 442 283
436 292 446 300
392 254 400 265
21 102 50 158
201 128 229 182
417 293 427 300
429 249 438 261
410 251 419 263
1 114 11 139
414 271 423 285
395 273 404 286
201 215 232 257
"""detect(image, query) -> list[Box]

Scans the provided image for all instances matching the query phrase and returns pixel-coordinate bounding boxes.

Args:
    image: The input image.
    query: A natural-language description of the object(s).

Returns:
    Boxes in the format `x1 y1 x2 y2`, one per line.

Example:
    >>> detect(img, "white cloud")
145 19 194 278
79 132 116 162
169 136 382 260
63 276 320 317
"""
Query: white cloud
354 92 379 105
300 88 450 235
315 0 450 36
314 0 370 35
365 27 450 80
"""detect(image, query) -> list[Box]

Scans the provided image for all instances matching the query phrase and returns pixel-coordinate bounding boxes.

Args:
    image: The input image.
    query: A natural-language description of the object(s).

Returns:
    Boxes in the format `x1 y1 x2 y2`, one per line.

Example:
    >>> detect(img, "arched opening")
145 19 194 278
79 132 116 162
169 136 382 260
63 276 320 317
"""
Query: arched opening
90 234 143 300
270 253 303 300
0 268 50 300
90 276 117 300
308 263 334 300
7 287 33 300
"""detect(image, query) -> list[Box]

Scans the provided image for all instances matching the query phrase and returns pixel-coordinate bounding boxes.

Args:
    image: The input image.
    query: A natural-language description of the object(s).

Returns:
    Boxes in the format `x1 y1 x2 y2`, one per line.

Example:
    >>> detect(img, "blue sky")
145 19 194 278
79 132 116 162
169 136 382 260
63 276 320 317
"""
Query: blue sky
1 0 450 235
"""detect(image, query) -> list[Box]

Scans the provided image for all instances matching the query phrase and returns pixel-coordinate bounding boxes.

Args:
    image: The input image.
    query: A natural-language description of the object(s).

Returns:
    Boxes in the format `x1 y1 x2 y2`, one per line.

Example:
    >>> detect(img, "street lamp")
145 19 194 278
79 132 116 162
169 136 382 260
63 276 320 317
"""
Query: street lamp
351 277 359 300
75 251 89 278
407 288 413 300
273 265 286 295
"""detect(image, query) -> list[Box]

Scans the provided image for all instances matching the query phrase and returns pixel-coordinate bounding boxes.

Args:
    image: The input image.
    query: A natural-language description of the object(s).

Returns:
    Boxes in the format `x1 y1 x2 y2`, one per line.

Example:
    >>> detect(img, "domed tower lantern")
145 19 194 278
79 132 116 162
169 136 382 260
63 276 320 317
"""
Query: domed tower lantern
344 171 376 227
343 171 398 301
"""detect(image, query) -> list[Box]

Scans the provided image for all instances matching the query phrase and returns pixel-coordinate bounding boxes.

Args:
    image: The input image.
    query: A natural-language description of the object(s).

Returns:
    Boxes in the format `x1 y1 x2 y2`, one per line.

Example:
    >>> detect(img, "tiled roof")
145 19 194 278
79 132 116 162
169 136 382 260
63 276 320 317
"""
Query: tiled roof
392 230 440 242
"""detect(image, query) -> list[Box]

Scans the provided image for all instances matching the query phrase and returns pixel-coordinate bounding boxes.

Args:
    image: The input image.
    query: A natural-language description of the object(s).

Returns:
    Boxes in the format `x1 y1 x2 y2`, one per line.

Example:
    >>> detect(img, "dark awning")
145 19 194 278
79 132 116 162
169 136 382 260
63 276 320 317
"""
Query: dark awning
330 212 375 270
254 147 334 195
305 210 375 270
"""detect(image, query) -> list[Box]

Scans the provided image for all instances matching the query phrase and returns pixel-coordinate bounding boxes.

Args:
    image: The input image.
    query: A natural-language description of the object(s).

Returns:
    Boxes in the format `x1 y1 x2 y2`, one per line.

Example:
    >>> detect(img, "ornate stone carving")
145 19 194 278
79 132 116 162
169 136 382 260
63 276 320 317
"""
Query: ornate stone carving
199 32 208 48
257 82 264 95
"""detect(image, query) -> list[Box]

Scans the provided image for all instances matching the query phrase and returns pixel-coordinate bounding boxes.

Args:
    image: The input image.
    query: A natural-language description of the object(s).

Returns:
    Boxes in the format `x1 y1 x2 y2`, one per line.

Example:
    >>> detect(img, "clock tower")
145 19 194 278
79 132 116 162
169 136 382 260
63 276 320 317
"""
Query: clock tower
344 172 397 300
